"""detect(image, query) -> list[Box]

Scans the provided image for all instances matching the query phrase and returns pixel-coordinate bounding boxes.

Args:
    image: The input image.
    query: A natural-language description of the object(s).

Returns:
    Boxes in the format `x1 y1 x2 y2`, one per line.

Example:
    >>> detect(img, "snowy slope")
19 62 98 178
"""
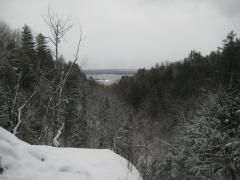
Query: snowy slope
0 127 142 180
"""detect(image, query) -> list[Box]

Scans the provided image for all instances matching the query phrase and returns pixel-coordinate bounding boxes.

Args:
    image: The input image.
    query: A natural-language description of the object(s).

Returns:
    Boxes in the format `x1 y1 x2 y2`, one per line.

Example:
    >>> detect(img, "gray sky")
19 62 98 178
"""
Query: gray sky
0 0 240 69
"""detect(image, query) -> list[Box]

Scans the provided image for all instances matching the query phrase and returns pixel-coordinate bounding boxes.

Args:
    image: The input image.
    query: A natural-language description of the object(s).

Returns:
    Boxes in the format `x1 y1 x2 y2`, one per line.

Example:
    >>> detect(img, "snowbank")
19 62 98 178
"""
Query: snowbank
0 127 142 180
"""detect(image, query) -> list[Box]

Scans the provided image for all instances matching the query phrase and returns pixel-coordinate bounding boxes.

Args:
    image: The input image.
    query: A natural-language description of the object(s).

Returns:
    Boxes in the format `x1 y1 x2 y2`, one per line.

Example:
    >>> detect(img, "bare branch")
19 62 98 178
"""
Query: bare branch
43 8 73 61
12 88 37 135
12 75 42 135
53 122 64 147
11 70 22 117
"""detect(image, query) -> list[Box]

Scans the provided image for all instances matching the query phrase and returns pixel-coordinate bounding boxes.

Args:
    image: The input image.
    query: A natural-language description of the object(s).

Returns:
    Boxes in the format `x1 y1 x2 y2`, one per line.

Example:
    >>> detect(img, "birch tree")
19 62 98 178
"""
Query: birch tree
43 8 85 147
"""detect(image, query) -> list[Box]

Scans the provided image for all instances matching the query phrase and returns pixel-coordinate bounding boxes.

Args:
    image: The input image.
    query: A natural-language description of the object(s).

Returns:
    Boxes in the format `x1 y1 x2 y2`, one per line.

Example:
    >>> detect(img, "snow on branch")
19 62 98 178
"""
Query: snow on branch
12 75 42 135
53 122 64 147
13 88 38 135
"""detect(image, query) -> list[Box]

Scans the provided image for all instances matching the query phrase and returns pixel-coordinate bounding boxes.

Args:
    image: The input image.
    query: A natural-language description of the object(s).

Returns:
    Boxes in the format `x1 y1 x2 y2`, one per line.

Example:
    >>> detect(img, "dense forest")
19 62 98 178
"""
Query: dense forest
0 18 240 180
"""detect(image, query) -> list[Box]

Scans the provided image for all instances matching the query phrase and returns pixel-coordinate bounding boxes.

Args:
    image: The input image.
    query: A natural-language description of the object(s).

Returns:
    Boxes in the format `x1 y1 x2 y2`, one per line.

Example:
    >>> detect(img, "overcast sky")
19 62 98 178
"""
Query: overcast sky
1 0 240 69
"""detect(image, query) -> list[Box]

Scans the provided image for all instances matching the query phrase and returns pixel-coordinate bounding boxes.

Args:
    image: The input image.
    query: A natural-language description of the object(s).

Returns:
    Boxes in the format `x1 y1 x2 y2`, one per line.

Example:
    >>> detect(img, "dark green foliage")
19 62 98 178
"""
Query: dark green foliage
116 51 218 107
21 25 35 58
221 31 240 85
36 33 54 71
19 25 39 90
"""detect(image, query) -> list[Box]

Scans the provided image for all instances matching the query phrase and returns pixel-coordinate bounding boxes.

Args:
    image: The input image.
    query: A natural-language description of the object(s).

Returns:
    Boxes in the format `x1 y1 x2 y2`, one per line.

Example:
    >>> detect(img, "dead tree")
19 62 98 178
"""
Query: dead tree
51 32 84 147
10 69 22 128
12 88 38 135
43 8 73 62
43 8 85 147
12 76 41 135
43 8 73 140
43 8 72 145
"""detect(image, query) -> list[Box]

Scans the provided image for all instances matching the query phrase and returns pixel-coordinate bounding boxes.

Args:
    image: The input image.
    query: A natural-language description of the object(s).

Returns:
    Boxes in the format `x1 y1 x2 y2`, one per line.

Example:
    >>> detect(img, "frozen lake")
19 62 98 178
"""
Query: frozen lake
84 69 136 85
86 74 124 85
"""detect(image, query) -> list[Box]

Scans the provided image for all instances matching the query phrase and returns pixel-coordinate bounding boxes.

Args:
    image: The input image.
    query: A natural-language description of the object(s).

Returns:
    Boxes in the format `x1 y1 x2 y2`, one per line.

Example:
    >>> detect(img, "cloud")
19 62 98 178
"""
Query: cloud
209 0 240 17
0 0 240 69
140 0 240 17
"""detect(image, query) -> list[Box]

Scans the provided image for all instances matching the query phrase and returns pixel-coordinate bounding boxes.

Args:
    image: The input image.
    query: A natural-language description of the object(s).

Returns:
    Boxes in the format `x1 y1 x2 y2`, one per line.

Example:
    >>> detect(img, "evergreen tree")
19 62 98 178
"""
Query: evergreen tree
221 31 240 85
21 24 36 59
20 25 38 89
36 33 53 71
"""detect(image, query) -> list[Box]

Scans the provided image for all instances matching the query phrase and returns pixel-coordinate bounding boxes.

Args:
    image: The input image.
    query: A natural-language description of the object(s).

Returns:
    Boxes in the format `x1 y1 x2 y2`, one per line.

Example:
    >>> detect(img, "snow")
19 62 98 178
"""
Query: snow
0 127 142 180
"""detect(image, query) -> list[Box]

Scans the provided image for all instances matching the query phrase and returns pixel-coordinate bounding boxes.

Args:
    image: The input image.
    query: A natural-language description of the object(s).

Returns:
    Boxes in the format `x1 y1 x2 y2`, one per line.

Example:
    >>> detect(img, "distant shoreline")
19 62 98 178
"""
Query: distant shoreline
83 69 137 75
84 70 136 85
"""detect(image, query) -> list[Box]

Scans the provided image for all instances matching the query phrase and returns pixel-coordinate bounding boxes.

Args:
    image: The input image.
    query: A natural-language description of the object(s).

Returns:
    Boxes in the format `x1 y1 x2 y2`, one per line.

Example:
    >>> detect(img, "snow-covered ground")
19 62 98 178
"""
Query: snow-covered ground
0 127 142 180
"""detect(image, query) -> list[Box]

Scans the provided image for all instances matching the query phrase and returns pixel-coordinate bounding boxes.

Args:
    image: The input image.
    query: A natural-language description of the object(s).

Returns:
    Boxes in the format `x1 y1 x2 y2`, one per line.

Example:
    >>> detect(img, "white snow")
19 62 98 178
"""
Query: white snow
0 127 142 180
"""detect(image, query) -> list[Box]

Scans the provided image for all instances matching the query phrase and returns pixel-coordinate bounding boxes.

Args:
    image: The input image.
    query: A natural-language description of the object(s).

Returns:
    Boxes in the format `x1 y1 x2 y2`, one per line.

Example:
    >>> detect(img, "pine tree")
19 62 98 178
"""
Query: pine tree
36 33 53 71
221 31 240 85
21 24 35 59
19 25 38 90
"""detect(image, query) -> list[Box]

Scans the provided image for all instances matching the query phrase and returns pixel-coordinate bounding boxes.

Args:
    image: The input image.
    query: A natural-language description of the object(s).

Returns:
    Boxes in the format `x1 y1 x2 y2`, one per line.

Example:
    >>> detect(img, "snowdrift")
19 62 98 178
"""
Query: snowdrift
0 127 142 180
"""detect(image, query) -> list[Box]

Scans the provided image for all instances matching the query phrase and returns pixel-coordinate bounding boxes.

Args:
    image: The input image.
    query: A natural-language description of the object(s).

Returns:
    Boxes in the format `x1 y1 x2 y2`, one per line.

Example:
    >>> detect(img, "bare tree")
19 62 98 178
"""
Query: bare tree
43 8 73 62
52 30 84 147
43 8 85 147
12 78 40 135
10 69 22 128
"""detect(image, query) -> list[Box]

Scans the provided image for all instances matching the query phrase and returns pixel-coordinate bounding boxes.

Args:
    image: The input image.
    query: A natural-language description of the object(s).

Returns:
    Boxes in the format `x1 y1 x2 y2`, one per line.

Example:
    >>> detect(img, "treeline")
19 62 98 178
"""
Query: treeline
115 31 240 129
119 32 240 102
114 32 240 179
